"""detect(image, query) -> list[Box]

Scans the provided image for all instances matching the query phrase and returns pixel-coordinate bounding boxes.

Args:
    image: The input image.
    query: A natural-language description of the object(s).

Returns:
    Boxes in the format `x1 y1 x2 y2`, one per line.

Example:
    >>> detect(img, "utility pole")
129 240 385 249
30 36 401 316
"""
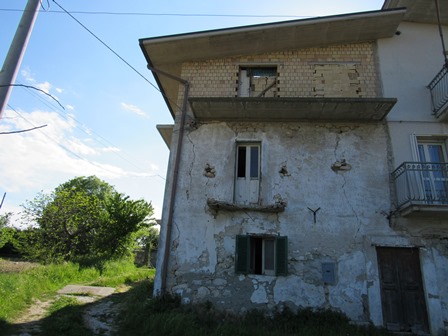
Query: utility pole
0 0 40 118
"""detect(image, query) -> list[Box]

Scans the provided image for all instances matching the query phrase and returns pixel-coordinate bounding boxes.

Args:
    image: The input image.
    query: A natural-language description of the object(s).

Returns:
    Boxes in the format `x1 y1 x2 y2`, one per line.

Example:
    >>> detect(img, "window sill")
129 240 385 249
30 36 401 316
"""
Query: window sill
207 198 286 213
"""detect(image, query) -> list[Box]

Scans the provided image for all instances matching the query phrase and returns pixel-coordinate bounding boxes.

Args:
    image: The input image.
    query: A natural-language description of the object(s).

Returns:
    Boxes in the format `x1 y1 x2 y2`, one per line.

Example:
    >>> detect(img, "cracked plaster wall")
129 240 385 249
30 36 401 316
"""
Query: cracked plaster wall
164 120 398 323
154 29 448 332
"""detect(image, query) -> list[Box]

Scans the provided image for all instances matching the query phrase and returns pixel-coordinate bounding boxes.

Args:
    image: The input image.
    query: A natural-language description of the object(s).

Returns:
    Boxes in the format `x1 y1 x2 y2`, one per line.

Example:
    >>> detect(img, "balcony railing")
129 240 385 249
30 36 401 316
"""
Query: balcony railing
428 64 448 117
392 162 448 213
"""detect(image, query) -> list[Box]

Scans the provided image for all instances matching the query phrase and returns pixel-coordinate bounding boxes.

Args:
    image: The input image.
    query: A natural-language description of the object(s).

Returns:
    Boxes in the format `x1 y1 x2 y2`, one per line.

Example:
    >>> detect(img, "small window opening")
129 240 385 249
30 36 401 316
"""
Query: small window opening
238 66 277 97
235 235 288 276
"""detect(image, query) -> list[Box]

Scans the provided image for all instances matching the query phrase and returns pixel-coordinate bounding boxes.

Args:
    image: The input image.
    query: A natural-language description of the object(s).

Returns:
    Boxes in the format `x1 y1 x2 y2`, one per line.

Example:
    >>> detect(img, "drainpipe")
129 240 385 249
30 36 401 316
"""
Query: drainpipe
148 65 189 295
435 0 448 67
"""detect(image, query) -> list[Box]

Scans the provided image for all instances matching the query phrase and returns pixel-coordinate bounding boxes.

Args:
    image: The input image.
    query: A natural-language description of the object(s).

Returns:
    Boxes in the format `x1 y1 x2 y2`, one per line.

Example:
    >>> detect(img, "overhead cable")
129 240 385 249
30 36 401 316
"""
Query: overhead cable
0 8 311 19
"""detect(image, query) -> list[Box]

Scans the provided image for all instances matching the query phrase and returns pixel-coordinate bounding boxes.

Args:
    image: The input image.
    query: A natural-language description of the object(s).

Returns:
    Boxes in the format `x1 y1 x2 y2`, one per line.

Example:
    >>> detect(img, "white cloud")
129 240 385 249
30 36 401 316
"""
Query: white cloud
66 105 75 110
0 109 122 192
121 102 148 118
20 68 59 99
0 108 167 221
66 138 97 155
101 146 120 153
21 68 35 83
150 164 159 171
36 81 52 94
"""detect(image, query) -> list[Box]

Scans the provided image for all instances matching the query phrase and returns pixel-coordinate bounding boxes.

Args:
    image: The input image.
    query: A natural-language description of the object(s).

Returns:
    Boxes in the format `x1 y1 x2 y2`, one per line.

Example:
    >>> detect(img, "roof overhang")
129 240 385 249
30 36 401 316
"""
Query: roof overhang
156 124 174 149
383 0 448 25
140 8 406 118
189 97 397 122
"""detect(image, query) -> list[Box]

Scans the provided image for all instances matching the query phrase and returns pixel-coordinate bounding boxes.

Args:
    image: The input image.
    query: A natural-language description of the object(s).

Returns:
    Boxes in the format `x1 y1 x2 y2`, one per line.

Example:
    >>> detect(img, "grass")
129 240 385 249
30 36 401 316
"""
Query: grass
0 259 393 336
0 257 153 323
115 280 394 336
39 296 93 336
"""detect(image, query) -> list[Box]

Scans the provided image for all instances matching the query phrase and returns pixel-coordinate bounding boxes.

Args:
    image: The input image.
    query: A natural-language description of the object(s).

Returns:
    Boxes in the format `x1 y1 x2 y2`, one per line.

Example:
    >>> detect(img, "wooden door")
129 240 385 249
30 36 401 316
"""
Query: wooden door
377 247 429 333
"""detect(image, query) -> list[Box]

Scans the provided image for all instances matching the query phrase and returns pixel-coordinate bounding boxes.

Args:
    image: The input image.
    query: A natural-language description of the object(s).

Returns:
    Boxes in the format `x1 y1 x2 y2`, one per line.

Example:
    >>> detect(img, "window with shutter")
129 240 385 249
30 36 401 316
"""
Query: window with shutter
235 235 250 274
235 235 288 276
275 236 288 276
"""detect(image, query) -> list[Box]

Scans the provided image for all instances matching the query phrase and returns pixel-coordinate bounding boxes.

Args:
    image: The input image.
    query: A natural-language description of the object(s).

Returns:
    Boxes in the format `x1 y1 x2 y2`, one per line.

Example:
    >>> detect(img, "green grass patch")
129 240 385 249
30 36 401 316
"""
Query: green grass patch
40 296 93 336
0 258 153 323
115 281 393 336
47 296 80 315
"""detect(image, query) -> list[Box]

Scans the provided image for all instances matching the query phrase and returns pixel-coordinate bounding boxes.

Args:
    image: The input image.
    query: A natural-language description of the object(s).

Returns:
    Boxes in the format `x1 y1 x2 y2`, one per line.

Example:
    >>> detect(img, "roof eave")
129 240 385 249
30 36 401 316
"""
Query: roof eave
139 8 406 118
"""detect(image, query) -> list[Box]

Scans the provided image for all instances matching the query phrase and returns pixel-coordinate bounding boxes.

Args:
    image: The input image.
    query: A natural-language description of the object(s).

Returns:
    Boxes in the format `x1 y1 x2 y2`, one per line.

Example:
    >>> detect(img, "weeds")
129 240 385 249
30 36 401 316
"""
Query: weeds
114 289 394 336
0 258 153 323
0 261 393 336
40 296 93 336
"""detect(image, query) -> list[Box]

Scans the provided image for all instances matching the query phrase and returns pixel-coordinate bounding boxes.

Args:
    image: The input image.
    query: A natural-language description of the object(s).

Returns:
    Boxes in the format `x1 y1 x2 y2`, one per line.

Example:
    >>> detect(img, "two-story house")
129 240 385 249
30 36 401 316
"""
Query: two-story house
140 2 448 334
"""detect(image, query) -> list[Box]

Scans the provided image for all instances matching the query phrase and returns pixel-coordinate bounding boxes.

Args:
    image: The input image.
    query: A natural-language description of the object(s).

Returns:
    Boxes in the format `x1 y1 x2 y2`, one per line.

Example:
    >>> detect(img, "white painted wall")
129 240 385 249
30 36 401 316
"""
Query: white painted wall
378 21 448 335
378 22 448 166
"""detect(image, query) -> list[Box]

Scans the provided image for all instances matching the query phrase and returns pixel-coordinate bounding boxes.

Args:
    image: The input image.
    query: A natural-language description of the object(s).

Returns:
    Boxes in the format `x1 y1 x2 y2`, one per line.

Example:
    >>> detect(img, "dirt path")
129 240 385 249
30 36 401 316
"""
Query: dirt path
10 285 122 336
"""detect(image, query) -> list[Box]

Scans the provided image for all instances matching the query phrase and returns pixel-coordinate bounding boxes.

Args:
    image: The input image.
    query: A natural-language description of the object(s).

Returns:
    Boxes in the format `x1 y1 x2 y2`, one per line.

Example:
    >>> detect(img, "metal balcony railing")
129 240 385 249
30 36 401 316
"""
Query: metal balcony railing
392 162 448 209
428 64 448 116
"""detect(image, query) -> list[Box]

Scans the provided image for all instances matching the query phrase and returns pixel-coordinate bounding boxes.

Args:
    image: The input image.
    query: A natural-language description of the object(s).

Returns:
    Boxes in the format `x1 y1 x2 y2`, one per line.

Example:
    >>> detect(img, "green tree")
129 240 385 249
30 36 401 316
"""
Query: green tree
20 176 153 263
0 212 13 249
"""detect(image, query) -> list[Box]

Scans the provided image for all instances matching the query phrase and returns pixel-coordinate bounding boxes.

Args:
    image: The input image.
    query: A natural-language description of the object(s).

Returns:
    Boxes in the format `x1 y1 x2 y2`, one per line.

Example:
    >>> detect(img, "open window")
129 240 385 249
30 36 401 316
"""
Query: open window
238 67 277 97
234 143 260 205
235 235 288 276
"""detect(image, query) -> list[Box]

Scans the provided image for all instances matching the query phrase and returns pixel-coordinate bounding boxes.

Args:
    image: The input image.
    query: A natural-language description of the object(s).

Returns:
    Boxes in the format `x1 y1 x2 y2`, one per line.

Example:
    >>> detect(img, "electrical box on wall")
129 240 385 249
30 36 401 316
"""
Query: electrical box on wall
322 262 336 285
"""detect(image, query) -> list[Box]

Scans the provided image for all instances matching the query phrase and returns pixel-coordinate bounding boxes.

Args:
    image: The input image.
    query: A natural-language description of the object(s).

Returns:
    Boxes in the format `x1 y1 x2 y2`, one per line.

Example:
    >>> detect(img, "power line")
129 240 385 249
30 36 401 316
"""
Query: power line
0 8 311 19
0 124 47 134
0 84 64 110
50 0 183 113
50 1 161 93
6 104 138 177
15 81 156 175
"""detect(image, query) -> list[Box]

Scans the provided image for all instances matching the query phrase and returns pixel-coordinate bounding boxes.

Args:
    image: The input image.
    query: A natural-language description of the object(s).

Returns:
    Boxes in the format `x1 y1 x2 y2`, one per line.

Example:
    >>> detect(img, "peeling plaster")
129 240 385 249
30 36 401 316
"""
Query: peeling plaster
162 121 412 321
251 284 268 304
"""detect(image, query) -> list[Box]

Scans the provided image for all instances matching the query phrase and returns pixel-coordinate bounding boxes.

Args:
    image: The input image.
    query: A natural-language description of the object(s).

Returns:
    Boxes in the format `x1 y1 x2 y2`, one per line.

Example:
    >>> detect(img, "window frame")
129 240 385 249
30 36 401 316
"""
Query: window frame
238 66 278 98
234 142 261 204
416 138 448 203
235 235 288 276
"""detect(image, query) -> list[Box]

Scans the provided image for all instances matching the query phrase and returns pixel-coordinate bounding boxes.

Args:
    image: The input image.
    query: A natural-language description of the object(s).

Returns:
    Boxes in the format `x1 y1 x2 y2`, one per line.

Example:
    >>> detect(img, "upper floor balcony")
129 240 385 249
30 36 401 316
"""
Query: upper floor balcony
428 64 448 120
392 161 448 216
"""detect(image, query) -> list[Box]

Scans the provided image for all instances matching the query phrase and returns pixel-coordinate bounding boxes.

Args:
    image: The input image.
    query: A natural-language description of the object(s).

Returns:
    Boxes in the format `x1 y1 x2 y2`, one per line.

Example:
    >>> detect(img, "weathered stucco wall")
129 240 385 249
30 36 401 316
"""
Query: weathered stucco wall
164 120 393 323
152 31 448 334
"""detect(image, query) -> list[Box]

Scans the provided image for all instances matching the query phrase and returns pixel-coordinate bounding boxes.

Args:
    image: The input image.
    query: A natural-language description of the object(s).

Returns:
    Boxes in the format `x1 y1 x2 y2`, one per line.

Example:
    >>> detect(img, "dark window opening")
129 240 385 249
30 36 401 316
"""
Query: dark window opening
235 235 288 276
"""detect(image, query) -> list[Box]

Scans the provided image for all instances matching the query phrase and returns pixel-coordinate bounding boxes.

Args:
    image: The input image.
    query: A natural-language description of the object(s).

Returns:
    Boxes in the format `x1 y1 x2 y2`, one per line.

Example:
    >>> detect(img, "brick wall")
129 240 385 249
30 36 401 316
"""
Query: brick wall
178 42 380 104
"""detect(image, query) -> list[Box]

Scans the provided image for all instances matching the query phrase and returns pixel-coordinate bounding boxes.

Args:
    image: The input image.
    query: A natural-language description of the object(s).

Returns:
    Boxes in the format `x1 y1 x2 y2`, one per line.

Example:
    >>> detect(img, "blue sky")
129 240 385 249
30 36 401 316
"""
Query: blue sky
0 0 384 224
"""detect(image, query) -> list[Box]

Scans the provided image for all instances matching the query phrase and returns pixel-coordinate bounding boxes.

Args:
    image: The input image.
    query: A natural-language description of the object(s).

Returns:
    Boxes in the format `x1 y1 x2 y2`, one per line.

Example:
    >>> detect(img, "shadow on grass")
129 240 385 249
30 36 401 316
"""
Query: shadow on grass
0 319 12 336
2 279 395 336
2 280 152 336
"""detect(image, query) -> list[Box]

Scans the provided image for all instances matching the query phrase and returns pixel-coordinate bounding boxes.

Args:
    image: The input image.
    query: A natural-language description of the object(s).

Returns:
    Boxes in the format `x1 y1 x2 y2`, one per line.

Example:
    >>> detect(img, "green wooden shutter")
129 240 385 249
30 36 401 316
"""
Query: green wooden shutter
275 236 288 276
235 235 250 274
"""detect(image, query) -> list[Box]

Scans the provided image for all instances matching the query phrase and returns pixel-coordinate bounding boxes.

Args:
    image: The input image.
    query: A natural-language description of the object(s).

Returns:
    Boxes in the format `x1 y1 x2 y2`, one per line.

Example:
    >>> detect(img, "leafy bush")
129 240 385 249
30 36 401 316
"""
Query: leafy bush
0 213 13 249
19 176 153 263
